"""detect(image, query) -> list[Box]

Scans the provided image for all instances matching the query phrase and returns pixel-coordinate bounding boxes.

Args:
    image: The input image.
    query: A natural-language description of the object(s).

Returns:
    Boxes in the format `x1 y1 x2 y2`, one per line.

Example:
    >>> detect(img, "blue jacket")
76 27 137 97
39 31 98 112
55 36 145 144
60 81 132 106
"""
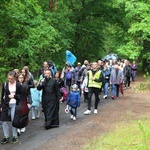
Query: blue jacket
102 68 111 83
67 91 80 108
30 88 42 107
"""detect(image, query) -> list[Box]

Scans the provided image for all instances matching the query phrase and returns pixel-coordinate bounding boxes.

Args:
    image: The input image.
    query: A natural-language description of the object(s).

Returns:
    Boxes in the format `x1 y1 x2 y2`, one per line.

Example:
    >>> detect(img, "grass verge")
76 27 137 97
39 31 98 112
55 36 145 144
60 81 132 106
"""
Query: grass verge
83 119 150 150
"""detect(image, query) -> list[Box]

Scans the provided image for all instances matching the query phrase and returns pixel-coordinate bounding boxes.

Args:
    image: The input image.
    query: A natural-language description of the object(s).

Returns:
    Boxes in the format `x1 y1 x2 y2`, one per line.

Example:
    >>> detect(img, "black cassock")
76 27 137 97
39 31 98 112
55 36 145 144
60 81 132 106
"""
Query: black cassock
37 77 61 129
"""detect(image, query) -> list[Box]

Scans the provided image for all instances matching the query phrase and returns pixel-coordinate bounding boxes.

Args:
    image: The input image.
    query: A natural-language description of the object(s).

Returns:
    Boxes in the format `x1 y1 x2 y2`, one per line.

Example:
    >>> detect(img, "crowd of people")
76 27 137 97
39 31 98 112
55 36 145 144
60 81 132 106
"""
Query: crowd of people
0 58 137 144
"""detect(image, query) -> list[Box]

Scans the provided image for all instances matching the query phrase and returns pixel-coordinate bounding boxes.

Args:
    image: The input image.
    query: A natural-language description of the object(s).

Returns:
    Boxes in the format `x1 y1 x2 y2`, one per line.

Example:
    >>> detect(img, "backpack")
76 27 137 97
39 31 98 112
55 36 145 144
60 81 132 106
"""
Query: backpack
12 95 29 128
60 87 68 102
65 71 72 80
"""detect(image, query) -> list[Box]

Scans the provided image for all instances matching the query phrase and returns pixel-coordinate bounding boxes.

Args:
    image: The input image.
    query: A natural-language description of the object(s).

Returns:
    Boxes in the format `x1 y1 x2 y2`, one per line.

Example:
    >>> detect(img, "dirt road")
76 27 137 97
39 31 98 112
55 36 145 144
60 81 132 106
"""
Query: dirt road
0 76 149 150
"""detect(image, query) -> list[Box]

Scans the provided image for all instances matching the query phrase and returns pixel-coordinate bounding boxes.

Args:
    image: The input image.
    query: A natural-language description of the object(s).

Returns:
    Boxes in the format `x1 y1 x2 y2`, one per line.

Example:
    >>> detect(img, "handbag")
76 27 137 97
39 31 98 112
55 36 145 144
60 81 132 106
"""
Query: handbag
12 96 29 128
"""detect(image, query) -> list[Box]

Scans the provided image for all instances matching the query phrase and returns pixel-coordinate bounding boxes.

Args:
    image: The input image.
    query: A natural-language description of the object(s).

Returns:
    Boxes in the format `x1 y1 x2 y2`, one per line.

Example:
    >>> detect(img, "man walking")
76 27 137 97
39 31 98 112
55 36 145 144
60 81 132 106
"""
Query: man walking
37 69 61 129
110 64 123 99
84 62 103 115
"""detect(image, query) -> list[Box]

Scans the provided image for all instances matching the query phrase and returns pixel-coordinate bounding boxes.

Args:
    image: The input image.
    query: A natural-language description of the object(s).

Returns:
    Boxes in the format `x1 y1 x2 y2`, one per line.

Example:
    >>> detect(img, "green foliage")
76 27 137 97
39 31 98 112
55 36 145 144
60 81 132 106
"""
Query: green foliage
0 0 150 80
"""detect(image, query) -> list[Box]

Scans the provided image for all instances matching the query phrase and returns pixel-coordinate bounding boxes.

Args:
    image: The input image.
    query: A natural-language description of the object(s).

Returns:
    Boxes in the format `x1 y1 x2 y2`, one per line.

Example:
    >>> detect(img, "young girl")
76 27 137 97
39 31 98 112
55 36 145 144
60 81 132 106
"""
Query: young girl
66 84 80 120
30 80 41 120
17 73 29 135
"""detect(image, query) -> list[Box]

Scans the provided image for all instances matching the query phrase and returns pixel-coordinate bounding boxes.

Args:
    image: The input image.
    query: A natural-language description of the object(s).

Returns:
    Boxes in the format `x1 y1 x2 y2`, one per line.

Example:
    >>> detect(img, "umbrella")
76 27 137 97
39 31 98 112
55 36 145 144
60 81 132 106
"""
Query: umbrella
104 54 118 60
120 82 124 95
66 50 77 66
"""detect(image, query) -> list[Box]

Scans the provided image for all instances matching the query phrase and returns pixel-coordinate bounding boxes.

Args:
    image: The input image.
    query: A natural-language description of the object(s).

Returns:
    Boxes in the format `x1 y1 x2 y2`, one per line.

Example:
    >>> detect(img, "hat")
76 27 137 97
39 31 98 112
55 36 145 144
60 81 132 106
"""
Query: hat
72 84 78 90
77 62 81 65
65 61 70 66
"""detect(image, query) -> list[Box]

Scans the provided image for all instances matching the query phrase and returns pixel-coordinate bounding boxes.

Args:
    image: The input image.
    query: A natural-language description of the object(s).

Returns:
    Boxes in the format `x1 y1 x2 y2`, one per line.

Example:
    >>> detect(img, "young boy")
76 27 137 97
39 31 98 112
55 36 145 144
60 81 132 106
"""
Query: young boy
66 84 80 120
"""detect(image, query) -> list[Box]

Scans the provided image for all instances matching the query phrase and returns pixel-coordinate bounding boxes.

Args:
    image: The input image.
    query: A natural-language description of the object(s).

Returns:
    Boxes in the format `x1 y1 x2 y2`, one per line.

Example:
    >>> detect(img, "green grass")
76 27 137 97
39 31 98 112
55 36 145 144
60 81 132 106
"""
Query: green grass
83 120 150 150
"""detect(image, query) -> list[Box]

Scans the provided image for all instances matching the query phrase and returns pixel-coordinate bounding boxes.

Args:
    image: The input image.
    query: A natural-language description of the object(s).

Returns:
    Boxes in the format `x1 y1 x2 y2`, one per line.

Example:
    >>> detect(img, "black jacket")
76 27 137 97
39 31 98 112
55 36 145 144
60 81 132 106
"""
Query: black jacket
0 82 22 121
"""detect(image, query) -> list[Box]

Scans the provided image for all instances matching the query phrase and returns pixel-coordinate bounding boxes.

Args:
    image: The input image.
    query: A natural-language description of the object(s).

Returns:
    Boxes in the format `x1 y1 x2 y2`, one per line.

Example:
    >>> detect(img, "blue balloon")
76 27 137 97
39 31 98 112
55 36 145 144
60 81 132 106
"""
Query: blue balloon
66 50 77 66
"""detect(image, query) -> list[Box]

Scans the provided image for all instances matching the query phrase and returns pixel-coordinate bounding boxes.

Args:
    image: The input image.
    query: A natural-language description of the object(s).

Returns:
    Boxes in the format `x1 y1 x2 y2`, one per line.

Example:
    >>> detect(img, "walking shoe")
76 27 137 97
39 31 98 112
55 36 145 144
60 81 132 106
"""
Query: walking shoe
111 96 116 100
11 137 18 144
70 115 73 119
20 127 26 133
17 129 21 136
73 116 76 120
1 137 10 144
37 112 40 118
94 109 98 114
103 95 107 99
84 110 91 115
32 116 35 120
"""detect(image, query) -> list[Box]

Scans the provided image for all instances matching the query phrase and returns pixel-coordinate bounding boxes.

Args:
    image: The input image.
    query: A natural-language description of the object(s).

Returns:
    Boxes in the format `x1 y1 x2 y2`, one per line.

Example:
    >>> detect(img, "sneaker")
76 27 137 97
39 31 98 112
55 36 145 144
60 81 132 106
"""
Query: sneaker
111 96 116 100
11 137 18 144
37 112 40 118
70 115 73 119
20 127 26 133
73 116 76 120
84 110 91 115
94 109 98 114
32 116 35 120
103 95 107 99
1 137 10 144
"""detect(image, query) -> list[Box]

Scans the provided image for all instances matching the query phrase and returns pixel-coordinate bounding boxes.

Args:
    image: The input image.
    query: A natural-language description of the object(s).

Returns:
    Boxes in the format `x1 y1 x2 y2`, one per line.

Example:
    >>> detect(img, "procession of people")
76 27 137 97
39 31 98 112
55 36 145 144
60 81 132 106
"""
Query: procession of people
0 58 137 144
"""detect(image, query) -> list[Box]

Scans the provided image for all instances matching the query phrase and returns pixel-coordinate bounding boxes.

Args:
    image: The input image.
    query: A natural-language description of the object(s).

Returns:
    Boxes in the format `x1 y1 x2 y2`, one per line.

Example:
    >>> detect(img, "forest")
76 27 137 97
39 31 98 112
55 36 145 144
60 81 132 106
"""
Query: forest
0 0 150 79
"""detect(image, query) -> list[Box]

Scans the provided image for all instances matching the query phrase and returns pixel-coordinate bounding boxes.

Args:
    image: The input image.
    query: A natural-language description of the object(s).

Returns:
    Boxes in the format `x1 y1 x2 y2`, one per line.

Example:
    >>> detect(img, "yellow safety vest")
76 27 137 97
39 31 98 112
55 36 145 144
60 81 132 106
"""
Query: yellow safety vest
88 70 102 88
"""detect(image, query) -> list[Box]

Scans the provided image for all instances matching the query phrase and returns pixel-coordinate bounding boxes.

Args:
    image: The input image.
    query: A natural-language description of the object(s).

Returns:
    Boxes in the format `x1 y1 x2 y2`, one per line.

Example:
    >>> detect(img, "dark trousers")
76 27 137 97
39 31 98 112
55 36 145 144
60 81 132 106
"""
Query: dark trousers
84 91 88 102
87 87 100 110
115 84 120 97
124 76 131 87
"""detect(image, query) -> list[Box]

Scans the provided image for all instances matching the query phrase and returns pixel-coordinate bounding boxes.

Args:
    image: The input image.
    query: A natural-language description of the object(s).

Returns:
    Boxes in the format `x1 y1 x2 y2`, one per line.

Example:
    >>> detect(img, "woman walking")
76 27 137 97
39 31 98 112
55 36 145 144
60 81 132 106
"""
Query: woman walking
0 71 22 144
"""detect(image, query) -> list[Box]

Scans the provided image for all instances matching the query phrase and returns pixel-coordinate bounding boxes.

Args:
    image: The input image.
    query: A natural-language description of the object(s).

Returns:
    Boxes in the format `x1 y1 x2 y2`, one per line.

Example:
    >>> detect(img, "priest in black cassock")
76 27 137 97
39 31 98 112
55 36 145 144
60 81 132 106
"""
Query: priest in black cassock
37 69 61 129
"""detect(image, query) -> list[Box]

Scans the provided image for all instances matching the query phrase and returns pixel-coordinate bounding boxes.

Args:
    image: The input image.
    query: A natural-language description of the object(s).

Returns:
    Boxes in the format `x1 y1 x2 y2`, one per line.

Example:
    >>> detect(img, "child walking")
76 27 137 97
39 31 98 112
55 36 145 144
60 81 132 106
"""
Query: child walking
66 84 80 120
30 80 41 120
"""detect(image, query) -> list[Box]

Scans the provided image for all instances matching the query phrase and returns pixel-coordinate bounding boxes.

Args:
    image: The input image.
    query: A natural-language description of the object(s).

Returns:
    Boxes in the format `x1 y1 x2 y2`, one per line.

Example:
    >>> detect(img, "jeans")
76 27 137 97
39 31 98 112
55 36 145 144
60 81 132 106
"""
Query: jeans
69 106 77 117
111 84 120 97
2 103 17 138
103 82 109 95
32 106 40 118
132 71 136 81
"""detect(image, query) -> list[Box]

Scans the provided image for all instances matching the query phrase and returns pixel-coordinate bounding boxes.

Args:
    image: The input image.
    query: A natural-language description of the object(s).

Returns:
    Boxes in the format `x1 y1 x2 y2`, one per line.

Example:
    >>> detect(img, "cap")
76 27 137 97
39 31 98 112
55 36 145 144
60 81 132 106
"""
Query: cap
65 61 70 66
77 62 81 65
